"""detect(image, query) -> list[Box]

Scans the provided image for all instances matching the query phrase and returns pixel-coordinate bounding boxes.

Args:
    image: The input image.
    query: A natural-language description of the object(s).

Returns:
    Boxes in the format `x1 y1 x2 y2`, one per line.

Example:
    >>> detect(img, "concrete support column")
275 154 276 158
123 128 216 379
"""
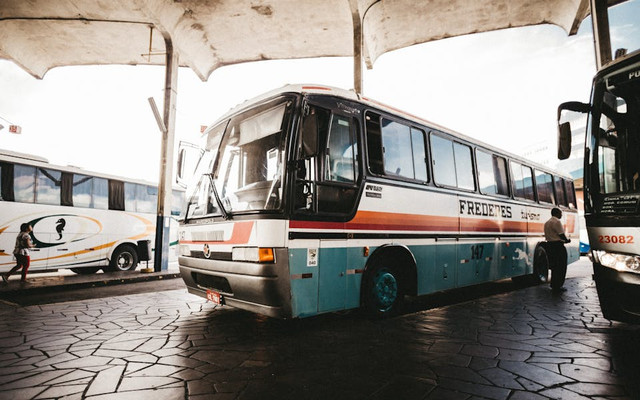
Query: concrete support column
349 0 363 94
154 37 178 272
590 0 612 69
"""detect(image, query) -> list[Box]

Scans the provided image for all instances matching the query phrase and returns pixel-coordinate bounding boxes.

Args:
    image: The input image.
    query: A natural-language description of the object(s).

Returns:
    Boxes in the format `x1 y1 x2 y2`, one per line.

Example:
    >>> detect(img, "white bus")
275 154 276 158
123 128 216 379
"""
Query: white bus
177 84 579 319
558 49 640 323
0 149 184 275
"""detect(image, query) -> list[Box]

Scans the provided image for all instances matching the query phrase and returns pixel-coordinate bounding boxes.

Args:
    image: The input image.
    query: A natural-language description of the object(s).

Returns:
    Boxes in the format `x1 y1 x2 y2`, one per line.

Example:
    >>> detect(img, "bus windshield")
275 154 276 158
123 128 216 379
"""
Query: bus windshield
185 99 290 219
588 64 640 202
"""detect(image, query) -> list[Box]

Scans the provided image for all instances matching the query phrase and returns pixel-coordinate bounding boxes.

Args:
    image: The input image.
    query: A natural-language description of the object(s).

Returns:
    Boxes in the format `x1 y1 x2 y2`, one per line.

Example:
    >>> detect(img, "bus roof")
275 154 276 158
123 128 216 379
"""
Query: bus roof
208 84 573 181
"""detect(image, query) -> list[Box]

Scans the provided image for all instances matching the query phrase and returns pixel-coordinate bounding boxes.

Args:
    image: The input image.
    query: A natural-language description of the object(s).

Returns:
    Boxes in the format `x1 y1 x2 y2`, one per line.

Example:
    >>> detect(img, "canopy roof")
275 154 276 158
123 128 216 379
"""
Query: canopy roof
0 0 623 81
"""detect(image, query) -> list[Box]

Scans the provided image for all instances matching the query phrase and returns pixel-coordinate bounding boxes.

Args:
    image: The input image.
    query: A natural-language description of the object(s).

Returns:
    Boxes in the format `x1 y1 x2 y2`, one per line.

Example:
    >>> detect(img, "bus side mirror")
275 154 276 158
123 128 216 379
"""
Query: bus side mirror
301 113 319 157
558 122 572 160
556 101 590 160
176 141 203 187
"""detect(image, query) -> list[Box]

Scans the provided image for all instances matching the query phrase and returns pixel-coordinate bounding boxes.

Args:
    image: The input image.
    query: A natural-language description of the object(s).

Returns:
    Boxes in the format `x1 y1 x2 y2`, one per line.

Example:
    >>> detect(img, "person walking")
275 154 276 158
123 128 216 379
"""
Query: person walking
543 208 571 292
2 223 34 284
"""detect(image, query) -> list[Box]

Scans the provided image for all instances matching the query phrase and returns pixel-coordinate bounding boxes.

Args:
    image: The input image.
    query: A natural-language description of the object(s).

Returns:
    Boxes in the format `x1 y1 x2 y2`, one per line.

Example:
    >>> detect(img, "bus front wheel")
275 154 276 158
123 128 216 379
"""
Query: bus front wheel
108 245 139 272
363 262 404 318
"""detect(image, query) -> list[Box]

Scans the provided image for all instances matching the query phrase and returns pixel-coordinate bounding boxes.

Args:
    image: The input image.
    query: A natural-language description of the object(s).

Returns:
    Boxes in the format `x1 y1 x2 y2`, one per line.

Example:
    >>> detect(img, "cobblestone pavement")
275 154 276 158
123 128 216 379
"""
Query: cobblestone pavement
0 267 639 399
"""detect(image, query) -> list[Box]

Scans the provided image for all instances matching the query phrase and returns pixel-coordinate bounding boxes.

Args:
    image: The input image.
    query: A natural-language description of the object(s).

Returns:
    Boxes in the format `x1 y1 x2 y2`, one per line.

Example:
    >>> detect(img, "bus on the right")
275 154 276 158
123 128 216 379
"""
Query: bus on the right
558 49 640 323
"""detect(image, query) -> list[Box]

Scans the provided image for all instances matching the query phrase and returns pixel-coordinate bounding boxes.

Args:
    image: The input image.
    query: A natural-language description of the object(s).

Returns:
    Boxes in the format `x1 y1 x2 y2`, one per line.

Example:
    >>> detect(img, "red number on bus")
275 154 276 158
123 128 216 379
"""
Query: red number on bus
599 235 635 244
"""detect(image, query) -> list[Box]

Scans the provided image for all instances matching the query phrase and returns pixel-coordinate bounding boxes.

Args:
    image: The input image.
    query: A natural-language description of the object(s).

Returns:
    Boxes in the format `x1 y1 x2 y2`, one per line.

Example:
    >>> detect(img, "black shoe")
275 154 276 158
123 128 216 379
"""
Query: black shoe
551 287 567 292
1 275 7 285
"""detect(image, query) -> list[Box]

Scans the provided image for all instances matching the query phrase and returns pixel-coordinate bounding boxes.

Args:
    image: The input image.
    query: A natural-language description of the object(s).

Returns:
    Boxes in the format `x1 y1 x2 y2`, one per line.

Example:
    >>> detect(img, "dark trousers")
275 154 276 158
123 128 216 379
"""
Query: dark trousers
546 241 567 289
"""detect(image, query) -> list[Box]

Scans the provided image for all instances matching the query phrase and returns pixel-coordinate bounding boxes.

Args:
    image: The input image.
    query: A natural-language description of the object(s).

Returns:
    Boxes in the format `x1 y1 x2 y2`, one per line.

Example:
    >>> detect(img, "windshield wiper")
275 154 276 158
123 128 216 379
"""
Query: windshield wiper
207 174 231 220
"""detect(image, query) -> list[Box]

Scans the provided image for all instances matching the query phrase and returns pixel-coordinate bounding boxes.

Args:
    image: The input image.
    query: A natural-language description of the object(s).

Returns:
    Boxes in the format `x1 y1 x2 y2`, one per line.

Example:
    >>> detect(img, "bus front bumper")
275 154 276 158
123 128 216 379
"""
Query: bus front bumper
178 248 292 319
593 262 640 323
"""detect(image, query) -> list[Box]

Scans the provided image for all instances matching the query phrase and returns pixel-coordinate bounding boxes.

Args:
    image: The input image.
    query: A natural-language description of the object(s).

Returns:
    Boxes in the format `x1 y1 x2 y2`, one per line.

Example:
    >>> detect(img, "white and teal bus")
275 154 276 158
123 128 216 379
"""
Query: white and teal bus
177 84 579 319
558 49 640 323
0 149 184 275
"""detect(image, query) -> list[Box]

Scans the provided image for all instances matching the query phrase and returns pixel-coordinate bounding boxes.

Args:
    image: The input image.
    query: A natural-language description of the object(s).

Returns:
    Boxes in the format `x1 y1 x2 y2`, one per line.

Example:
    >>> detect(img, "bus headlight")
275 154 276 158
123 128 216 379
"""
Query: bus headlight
232 247 275 263
593 250 640 274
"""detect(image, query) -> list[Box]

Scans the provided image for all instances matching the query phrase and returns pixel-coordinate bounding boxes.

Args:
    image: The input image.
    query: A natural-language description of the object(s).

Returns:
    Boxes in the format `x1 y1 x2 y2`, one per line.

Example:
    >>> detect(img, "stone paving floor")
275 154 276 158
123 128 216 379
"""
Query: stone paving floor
0 267 639 399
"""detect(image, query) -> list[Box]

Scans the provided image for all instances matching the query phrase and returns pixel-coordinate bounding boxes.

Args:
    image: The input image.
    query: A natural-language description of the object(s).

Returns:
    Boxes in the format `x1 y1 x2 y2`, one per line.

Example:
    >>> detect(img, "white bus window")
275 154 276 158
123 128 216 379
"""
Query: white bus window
454 143 475 191
511 162 535 201
327 115 357 183
412 128 428 182
381 118 413 179
36 168 61 205
535 170 555 204
137 185 157 213
14 164 35 203
93 178 108 209
124 182 137 211
477 150 509 196
431 135 457 187
73 174 93 208
554 176 567 206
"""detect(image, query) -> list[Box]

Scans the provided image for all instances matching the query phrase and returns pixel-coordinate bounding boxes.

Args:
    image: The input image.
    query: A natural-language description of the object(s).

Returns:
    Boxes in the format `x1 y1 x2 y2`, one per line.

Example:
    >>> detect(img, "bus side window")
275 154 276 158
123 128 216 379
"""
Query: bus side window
14 164 36 203
535 170 555 204
564 179 577 209
477 150 509 196
93 178 109 209
511 161 535 201
554 176 567 207
35 168 62 206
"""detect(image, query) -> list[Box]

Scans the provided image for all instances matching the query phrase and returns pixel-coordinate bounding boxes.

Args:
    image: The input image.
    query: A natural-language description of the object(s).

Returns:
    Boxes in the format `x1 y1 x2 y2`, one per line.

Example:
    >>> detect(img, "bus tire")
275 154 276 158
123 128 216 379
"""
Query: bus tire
70 267 101 274
533 245 550 284
108 245 139 272
363 261 404 318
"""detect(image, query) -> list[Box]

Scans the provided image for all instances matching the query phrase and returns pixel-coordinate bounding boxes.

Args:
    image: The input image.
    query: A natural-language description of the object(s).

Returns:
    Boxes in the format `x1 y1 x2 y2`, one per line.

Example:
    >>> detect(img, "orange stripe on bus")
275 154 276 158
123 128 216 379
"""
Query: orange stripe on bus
180 221 255 245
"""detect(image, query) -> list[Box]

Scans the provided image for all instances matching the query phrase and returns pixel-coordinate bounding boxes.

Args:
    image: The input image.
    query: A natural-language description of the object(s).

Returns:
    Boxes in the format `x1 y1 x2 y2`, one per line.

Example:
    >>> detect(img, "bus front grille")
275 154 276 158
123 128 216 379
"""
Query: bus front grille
193 272 233 294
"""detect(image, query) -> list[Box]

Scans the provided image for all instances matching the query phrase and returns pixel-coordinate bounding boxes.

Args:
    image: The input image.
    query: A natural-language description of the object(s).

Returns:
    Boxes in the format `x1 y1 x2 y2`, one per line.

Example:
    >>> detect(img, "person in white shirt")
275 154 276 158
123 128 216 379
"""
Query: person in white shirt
543 208 571 292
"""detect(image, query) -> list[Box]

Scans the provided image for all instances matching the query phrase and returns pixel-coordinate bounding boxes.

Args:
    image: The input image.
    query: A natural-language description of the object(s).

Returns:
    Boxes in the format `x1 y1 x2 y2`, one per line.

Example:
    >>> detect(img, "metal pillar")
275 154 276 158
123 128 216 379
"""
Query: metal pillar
349 0 363 94
590 0 612 69
153 37 178 272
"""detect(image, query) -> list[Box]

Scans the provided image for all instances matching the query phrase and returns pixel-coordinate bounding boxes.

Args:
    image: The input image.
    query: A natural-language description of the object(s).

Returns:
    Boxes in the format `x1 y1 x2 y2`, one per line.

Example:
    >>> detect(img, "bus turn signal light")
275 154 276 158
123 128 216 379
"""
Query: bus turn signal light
258 248 275 263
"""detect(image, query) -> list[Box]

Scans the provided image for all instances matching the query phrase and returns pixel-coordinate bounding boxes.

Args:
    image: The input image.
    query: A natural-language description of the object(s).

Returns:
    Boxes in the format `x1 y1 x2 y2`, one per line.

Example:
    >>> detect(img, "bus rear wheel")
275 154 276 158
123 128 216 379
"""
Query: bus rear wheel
108 245 138 272
533 245 550 284
363 263 404 318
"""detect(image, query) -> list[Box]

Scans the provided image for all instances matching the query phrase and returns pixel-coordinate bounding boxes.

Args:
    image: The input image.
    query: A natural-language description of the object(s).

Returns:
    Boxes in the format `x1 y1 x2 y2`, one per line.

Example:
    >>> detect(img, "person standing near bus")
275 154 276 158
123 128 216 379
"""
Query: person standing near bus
2 223 34 284
544 208 571 292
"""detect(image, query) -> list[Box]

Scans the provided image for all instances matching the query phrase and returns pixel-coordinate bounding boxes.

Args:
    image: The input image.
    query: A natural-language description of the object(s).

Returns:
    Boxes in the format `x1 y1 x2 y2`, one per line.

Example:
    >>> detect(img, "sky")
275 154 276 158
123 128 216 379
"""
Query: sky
0 1 639 183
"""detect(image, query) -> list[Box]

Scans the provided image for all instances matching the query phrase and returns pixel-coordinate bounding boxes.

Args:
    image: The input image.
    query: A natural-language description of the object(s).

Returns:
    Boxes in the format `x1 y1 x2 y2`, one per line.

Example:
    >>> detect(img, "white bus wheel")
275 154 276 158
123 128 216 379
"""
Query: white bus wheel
108 245 139 272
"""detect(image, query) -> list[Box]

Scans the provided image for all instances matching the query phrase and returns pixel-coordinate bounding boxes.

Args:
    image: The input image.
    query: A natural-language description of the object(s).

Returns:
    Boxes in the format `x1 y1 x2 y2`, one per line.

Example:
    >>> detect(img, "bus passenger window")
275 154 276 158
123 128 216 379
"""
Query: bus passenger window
564 179 577 209
511 162 535 201
430 134 474 190
431 135 457 187
554 176 567 206
124 182 137 211
535 170 555 204
93 178 109 209
476 150 509 196
36 168 62 205
14 164 36 203
72 174 93 208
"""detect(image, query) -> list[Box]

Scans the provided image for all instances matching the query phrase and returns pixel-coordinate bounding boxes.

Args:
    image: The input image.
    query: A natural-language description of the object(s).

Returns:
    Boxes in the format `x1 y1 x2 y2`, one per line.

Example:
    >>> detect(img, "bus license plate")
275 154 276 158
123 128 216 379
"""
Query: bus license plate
206 290 223 305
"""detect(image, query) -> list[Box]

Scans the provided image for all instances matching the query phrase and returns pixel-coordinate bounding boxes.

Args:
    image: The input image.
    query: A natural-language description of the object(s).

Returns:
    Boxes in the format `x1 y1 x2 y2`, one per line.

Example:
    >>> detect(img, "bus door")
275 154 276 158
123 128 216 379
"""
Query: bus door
292 99 362 313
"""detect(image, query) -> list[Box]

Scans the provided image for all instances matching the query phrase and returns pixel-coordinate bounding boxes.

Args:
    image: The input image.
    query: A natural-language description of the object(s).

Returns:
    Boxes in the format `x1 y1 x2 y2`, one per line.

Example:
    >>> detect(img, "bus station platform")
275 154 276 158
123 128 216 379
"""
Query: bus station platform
0 263 181 302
